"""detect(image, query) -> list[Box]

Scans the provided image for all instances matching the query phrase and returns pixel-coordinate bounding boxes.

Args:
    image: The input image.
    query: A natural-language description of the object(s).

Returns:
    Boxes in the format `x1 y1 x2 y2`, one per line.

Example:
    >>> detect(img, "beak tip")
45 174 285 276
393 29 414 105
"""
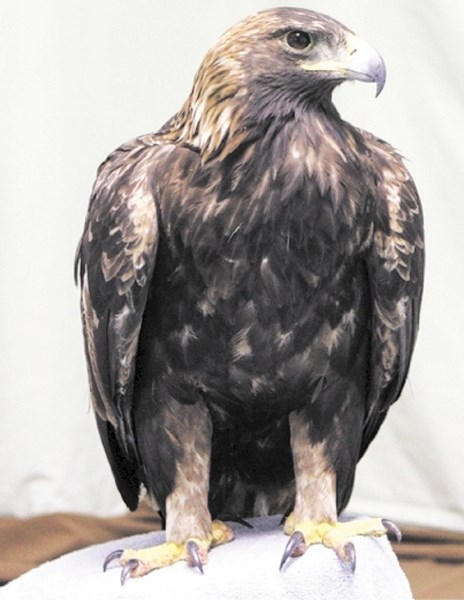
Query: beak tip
375 78 385 98
345 34 387 97
374 57 387 97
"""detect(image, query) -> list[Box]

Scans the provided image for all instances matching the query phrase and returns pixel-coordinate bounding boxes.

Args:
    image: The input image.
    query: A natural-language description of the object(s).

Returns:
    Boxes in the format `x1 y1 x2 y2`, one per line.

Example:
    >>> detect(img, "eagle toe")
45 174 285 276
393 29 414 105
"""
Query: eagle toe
281 516 396 572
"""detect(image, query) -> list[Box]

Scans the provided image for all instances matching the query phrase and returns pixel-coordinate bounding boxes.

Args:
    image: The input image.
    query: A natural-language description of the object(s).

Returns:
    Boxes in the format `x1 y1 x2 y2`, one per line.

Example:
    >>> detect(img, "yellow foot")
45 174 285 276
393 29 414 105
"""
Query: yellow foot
103 520 234 585
280 515 401 572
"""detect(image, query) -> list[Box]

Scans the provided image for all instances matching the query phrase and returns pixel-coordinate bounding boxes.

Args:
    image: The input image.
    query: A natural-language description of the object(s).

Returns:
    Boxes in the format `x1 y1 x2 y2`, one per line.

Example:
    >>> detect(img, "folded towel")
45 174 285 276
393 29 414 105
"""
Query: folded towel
0 515 412 599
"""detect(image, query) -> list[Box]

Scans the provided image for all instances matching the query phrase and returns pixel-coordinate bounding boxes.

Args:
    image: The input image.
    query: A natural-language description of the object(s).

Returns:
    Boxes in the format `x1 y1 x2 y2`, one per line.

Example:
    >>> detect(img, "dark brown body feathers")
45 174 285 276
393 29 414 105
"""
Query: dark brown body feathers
76 8 423 524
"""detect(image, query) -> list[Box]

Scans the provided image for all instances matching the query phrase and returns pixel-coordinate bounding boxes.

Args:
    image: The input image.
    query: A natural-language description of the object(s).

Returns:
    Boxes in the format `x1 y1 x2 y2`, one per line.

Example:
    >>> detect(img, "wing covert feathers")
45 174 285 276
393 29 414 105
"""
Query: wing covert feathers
76 137 162 443
362 137 424 453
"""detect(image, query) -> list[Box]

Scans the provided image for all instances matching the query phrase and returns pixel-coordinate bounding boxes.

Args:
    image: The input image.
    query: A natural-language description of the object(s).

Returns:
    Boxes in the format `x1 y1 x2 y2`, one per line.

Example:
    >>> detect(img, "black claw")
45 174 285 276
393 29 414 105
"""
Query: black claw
279 506 293 526
382 519 402 543
186 540 204 574
103 549 123 572
218 514 253 528
120 559 140 586
279 531 305 570
233 516 253 529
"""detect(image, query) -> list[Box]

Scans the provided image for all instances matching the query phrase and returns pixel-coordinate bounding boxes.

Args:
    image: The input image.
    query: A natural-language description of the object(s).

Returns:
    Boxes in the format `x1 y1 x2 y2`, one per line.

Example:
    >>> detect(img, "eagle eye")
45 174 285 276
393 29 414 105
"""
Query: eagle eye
285 30 313 51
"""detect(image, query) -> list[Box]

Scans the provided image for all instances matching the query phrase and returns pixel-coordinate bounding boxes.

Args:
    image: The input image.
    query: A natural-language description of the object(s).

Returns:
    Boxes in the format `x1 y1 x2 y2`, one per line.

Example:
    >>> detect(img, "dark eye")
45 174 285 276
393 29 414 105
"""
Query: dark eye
285 30 313 51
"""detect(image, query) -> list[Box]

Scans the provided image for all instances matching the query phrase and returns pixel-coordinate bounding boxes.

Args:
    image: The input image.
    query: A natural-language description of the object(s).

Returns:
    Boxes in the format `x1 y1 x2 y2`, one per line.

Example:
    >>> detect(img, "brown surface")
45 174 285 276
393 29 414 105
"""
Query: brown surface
401 560 464 600
0 500 161 582
0 501 463 598
392 525 464 599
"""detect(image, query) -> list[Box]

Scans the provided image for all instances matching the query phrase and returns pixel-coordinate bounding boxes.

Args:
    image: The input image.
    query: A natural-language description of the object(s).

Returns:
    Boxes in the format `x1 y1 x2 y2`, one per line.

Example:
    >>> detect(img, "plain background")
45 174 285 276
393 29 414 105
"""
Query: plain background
1 0 463 531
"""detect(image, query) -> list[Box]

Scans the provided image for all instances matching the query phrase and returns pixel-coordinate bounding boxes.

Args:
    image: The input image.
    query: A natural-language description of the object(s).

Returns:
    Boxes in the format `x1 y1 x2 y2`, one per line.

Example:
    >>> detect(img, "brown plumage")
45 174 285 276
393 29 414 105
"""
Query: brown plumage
76 7 424 579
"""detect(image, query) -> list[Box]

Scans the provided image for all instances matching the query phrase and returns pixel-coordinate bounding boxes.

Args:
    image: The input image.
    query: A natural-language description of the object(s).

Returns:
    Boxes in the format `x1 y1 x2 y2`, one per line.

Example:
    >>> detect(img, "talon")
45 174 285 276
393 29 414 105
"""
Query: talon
121 558 141 586
217 515 253 528
186 540 204 574
382 519 402 543
103 549 123 572
280 507 292 526
338 541 356 573
234 516 253 529
280 530 305 570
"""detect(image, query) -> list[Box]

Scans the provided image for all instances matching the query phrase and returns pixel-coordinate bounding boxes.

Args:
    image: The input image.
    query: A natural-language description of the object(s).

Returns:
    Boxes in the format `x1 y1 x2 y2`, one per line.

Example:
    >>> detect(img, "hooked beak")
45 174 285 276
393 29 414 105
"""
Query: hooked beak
301 32 387 97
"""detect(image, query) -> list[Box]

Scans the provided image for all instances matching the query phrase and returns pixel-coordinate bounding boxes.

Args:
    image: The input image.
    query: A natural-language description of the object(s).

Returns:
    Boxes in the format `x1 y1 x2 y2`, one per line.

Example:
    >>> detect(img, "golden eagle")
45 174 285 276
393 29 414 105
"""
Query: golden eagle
76 7 424 583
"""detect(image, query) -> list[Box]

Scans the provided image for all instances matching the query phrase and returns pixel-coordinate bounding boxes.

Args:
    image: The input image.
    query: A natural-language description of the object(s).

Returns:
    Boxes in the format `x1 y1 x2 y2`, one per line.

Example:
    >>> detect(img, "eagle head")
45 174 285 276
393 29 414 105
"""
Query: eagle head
171 7 386 159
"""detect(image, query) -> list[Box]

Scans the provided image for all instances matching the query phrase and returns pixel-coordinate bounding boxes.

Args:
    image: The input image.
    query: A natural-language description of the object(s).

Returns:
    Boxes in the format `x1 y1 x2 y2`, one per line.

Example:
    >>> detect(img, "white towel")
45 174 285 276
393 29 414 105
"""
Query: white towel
0 515 412 599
